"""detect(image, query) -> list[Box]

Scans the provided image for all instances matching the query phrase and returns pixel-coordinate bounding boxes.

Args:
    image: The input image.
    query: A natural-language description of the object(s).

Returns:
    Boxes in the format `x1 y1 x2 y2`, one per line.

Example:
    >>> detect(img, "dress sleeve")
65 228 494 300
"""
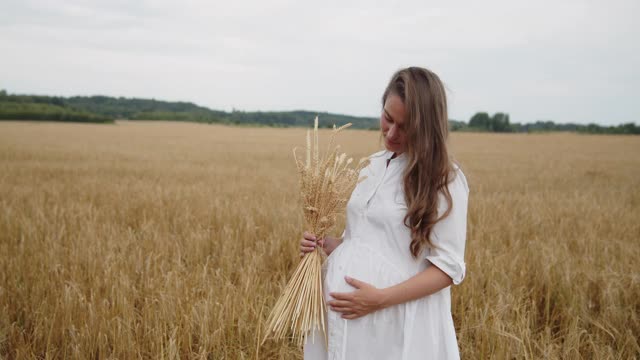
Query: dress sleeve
425 168 469 285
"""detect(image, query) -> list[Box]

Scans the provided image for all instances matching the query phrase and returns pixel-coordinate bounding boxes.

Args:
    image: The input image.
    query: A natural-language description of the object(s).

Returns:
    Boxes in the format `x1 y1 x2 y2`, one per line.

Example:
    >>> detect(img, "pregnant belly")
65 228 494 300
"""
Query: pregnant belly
322 240 409 325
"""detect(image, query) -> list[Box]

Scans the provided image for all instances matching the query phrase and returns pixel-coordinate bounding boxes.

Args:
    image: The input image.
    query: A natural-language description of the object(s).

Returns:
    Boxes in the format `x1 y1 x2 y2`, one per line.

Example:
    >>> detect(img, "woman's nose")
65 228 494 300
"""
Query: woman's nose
387 125 397 139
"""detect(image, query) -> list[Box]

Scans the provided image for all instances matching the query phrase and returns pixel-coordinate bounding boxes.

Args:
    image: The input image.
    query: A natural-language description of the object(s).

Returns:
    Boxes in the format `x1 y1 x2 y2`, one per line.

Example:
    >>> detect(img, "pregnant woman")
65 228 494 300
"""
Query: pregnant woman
301 66 470 360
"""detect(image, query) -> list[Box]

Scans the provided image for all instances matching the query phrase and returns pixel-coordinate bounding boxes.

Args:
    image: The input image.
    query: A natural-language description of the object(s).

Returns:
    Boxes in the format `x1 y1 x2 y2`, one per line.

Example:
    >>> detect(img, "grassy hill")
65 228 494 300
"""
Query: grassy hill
0 91 380 128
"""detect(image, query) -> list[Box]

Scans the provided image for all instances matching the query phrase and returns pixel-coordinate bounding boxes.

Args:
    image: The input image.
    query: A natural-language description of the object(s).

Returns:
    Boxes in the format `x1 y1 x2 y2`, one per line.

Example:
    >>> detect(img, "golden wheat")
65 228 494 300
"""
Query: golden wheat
0 121 638 359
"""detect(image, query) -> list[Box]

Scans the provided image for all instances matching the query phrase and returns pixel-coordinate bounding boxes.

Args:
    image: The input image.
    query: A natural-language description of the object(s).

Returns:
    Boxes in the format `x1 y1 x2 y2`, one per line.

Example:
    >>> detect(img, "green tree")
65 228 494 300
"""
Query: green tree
469 112 491 129
490 112 511 132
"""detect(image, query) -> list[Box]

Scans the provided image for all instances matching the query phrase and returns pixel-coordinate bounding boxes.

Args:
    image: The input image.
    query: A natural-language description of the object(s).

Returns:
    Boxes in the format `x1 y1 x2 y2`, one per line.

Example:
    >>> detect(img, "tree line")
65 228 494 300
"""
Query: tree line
0 90 113 123
1 90 637 134
454 112 639 135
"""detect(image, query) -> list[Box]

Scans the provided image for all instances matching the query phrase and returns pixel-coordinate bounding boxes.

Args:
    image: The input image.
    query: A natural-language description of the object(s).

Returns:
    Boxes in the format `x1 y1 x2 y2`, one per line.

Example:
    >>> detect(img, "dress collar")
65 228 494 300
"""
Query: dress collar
384 150 406 162
382 150 407 170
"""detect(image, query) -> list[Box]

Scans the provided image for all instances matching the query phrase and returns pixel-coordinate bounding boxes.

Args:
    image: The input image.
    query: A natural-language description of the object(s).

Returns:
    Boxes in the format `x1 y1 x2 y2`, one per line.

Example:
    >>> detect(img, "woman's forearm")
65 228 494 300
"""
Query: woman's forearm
379 265 453 308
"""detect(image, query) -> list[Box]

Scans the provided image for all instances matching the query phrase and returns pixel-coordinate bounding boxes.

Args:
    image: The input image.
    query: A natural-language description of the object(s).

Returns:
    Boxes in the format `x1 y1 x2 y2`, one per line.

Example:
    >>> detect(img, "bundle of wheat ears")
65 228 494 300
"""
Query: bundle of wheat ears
262 116 369 348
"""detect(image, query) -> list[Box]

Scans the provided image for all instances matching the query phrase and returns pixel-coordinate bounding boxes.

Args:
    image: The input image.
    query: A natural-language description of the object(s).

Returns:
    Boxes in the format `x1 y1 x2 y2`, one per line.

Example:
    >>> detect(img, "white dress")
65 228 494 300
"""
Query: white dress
304 149 469 360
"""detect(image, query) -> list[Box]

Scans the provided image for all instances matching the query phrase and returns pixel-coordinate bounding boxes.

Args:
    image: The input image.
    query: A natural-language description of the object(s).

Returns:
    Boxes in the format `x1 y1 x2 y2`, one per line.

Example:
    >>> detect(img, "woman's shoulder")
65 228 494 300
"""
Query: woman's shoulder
449 162 469 195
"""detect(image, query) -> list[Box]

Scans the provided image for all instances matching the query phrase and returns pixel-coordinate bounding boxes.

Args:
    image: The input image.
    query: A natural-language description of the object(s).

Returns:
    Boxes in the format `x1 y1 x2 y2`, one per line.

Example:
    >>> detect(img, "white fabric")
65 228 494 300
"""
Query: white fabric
304 149 469 360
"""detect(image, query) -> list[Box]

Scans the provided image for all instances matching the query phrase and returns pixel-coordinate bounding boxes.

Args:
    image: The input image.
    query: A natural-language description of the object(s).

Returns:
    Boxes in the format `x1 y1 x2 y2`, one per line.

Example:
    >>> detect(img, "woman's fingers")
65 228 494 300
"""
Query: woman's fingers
301 234 324 247
300 246 315 253
300 238 317 254
328 300 351 307
329 292 354 301
330 306 352 313
301 233 327 254
301 239 316 247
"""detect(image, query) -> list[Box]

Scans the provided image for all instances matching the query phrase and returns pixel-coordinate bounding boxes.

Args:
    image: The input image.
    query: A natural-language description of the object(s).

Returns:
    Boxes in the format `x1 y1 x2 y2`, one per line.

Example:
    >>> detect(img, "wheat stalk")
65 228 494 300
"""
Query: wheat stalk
261 116 369 349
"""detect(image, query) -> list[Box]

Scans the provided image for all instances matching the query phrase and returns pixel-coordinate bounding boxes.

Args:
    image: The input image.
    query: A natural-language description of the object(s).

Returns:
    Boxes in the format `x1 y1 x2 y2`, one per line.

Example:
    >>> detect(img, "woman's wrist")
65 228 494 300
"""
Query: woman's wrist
335 235 345 250
378 287 395 309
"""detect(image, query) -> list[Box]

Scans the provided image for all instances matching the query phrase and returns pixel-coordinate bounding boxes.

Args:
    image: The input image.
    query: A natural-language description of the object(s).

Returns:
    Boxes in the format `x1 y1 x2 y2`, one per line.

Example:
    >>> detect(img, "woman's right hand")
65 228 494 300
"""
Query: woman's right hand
300 231 341 258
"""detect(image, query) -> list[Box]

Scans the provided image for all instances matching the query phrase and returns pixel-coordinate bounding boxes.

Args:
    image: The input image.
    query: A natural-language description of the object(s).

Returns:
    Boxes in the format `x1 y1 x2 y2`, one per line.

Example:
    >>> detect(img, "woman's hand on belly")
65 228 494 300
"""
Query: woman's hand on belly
327 276 388 320
299 232 343 257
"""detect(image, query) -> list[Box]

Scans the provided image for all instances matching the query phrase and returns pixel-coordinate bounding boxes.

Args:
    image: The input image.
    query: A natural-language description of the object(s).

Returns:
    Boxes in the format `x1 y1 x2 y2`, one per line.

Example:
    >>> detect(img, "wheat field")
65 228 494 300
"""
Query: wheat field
0 120 638 359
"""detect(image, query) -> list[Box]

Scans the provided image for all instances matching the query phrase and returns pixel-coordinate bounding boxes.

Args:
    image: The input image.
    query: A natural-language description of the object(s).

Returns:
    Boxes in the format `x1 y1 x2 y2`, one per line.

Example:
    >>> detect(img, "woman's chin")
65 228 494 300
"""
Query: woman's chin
384 143 402 153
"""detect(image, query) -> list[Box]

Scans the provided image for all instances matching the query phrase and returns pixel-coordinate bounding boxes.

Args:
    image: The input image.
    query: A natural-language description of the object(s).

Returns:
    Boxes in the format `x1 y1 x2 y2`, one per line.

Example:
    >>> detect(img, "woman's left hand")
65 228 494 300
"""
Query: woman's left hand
328 276 388 319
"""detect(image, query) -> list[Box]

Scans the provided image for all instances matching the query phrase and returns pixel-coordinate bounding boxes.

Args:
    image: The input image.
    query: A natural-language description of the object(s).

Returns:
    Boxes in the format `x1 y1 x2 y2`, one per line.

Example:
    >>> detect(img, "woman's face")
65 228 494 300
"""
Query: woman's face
380 93 407 154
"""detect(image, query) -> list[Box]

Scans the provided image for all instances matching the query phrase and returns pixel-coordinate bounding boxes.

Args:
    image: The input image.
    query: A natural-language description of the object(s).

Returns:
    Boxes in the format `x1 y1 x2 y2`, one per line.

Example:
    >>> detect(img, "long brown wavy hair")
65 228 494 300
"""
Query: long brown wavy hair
382 67 456 258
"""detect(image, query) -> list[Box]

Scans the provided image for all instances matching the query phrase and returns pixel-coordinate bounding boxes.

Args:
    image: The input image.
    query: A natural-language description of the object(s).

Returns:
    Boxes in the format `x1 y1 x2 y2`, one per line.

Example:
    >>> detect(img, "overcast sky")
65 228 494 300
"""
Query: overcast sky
1 0 638 125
